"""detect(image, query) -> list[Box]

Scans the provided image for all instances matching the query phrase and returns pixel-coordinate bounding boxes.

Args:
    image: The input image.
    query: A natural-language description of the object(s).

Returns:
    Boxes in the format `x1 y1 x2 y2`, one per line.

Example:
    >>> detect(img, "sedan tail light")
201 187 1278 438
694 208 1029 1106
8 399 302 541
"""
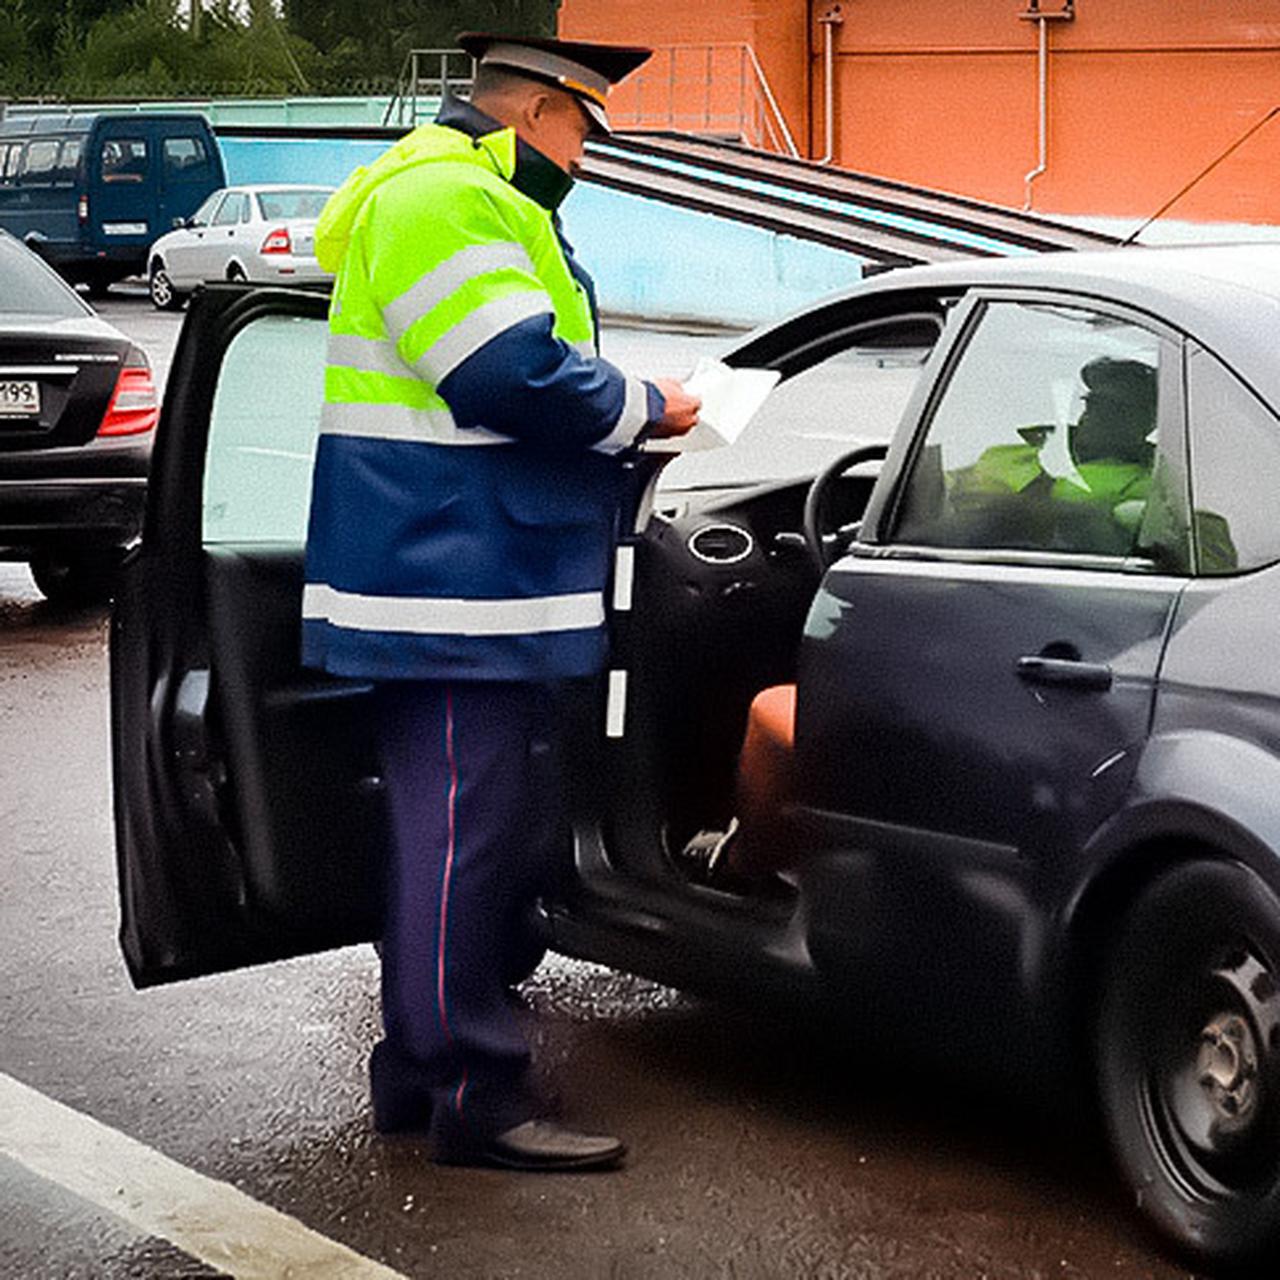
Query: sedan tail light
98 348 159 437
260 227 292 255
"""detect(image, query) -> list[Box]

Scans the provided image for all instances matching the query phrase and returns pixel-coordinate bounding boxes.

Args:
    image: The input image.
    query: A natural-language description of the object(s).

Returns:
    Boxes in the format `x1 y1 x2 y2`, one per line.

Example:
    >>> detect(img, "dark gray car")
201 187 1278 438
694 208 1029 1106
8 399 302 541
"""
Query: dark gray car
111 244 1280 1269
0 229 157 602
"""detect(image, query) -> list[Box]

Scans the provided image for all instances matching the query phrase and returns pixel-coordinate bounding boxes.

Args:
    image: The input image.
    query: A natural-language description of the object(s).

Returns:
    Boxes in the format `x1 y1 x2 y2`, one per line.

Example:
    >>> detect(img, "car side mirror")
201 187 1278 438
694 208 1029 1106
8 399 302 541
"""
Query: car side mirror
175 216 191 228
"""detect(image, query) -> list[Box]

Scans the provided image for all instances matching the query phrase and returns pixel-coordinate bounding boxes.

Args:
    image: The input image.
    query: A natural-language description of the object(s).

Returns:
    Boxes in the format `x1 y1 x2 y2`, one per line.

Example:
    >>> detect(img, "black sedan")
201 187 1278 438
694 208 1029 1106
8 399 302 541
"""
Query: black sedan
0 228 158 603
111 244 1280 1269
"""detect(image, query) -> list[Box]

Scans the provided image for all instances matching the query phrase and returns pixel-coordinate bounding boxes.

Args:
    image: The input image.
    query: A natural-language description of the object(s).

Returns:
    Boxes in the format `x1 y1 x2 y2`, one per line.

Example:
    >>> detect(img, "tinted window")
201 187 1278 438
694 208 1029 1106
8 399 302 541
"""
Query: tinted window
212 193 247 226
0 236 87 316
54 138 83 183
204 314 326 543
21 140 61 182
101 137 149 182
895 300 1185 566
256 188 333 220
163 135 211 180
1 143 22 182
1185 344 1280 574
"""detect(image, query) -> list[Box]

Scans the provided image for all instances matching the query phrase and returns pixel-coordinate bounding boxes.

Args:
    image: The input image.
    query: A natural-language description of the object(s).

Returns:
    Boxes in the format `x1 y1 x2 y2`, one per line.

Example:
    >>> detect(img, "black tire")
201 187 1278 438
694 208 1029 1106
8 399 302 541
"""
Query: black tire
149 261 184 311
1096 859 1280 1268
29 548 124 606
226 263 247 282
85 271 113 299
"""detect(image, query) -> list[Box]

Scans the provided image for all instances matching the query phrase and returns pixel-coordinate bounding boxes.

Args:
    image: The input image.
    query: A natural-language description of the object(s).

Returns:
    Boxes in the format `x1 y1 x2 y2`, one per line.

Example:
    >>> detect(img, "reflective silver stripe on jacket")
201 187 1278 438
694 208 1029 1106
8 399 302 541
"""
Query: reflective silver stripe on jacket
319 401 511 446
383 241 539 339
592 375 651 454
302 583 605 635
414 291 553 384
326 332 408 378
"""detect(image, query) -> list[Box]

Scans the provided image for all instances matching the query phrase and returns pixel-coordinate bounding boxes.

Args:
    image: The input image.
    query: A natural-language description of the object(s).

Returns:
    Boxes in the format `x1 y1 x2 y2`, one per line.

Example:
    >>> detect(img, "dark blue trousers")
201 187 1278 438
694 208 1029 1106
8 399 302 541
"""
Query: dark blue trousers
370 680 562 1155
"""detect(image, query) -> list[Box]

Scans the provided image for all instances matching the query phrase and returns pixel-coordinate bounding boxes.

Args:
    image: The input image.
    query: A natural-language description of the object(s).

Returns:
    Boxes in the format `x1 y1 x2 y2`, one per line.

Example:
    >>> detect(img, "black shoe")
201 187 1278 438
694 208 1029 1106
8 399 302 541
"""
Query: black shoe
438 1119 626 1171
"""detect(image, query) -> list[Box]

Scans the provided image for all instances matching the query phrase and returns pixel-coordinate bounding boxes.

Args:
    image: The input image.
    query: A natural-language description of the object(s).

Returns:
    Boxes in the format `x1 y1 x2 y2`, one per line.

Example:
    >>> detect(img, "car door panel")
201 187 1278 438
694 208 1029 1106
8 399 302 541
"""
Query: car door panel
112 286 388 987
791 291 1191 1062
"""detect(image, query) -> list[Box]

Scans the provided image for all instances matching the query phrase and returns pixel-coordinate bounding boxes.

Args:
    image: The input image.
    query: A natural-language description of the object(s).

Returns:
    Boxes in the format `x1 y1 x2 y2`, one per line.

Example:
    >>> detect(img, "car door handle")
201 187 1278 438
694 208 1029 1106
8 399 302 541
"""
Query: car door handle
1016 655 1113 691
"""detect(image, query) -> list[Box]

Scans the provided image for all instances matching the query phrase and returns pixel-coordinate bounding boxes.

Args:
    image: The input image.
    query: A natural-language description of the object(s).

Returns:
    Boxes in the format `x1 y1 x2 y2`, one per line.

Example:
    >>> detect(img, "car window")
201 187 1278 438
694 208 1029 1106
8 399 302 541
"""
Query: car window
53 138 82 184
204 314 326 543
189 192 221 228
0 235 87 317
20 140 61 183
256 189 333 220
101 137 149 182
163 135 212 181
0 142 20 182
659 317 940 491
212 193 246 227
893 299 1186 567
1185 344 1280 575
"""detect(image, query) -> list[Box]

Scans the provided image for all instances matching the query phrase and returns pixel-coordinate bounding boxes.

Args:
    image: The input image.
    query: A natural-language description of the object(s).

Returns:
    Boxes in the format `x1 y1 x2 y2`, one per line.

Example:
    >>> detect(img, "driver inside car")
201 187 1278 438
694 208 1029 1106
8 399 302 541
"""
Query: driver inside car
678 357 1172 891
943 355 1158 556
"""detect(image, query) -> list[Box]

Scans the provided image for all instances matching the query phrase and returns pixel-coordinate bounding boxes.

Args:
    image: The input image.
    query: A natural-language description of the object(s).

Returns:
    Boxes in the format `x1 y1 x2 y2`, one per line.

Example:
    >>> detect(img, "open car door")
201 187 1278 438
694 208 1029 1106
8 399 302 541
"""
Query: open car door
112 286 393 987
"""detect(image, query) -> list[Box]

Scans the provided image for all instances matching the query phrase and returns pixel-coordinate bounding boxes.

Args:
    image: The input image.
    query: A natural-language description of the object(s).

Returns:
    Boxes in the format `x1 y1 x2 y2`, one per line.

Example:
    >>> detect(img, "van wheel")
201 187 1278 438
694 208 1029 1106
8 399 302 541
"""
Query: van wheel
149 262 183 311
1095 860 1280 1268
30 548 125 606
85 271 113 299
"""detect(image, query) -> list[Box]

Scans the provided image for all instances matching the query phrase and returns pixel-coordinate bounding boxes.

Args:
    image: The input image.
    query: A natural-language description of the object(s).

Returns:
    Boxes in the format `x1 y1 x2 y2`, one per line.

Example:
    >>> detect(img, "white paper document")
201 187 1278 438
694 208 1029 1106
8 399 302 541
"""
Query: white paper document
646 357 781 452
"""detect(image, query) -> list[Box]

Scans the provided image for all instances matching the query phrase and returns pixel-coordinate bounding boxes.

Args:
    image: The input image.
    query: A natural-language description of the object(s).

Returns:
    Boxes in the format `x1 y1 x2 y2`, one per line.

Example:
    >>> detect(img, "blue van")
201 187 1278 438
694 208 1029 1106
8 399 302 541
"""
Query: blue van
0 112 224 294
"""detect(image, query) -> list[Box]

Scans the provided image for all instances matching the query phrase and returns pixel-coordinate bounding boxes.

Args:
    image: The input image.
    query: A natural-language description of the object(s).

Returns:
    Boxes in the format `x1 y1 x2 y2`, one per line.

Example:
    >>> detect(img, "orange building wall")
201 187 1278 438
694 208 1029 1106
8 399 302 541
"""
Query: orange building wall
561 0 1280 224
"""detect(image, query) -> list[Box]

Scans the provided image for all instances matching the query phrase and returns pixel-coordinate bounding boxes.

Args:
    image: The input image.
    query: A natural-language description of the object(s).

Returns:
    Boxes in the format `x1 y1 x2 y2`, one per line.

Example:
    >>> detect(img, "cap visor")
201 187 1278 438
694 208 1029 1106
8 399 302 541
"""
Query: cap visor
579 97 611 136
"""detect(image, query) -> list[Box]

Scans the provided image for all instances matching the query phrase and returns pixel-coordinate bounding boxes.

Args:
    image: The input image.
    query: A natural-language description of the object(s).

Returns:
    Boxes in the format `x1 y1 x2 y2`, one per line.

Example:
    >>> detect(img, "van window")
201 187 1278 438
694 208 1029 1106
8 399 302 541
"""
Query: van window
21 140 61 183
101 138 149 183
163 135 212 181
0 143 21 183
54 139 83 184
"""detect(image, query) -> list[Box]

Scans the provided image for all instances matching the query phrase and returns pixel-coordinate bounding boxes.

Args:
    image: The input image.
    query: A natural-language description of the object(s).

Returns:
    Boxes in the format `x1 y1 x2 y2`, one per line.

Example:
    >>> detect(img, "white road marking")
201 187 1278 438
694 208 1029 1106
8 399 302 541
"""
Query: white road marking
0 1072 408 1280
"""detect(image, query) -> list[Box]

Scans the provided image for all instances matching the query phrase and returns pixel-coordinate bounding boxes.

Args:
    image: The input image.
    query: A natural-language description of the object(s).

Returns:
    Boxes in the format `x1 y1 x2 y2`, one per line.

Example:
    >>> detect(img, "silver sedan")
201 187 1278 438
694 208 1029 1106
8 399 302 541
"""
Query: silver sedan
146 183 334 310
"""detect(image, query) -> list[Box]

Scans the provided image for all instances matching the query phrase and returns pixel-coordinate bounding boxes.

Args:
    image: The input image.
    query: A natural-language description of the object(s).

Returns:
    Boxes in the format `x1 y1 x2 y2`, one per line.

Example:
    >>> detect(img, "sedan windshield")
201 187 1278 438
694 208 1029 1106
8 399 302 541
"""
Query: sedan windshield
660 341 932 491
0 236 87 317
256 189 333 221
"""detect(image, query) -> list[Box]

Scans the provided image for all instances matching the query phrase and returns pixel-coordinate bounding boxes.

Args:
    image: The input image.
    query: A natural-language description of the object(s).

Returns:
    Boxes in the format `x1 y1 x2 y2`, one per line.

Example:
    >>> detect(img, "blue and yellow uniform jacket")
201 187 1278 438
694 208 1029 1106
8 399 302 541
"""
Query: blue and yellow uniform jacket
301 105 662 681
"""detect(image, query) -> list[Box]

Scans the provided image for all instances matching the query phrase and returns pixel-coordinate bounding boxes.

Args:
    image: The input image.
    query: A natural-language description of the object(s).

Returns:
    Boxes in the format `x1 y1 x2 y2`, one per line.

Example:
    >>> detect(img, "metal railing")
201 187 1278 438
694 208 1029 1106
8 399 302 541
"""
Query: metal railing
382 49 474 127
607 44 798 156
380 42 798 156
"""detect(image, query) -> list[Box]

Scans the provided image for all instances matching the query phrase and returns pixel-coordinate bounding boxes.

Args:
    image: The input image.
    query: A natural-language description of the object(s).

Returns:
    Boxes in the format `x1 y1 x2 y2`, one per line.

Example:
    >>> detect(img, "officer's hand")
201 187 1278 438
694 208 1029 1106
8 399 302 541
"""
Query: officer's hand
649 379 700 437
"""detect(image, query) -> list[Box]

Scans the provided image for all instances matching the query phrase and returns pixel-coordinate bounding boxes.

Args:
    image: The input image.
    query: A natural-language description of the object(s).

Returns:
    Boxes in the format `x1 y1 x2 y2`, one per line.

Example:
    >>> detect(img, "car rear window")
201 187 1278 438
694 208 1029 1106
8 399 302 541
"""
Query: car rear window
256 189 332 221
0 237 88 317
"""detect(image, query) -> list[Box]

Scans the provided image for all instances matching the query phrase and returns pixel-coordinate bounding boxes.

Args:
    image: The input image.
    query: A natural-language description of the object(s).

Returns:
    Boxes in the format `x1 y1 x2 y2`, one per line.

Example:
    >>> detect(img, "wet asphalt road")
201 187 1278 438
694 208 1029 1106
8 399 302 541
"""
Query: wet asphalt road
0 294 1201 1279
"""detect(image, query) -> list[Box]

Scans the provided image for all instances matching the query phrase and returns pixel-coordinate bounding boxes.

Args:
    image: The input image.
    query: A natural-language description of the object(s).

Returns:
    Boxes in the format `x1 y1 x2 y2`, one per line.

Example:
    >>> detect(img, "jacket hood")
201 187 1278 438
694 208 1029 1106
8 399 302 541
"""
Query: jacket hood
314 123 518 273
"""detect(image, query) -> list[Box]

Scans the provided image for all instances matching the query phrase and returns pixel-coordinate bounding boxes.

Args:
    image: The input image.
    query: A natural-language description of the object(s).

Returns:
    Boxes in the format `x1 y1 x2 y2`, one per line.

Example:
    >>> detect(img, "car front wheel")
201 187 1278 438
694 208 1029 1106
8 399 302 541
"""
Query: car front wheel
30 548 125 606
149 262 183 311
1096 859 1280 1268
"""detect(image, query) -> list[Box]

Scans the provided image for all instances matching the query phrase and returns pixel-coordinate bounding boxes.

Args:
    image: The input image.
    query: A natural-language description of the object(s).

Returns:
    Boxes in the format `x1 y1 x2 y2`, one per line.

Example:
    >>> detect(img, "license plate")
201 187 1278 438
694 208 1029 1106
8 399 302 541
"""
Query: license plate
0 379 40 416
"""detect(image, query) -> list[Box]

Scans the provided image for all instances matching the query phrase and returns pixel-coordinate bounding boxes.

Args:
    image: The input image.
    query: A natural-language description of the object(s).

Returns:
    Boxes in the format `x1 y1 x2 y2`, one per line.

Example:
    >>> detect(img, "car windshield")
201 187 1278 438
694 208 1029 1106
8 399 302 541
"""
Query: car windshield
256 189 332 221
0 236 86 317
659 339 934 491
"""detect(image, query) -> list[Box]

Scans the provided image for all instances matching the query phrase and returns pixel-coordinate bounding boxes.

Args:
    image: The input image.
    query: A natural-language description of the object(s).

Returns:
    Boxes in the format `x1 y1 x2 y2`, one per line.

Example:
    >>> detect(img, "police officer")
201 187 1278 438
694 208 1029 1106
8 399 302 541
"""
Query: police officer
303 34 699 1170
